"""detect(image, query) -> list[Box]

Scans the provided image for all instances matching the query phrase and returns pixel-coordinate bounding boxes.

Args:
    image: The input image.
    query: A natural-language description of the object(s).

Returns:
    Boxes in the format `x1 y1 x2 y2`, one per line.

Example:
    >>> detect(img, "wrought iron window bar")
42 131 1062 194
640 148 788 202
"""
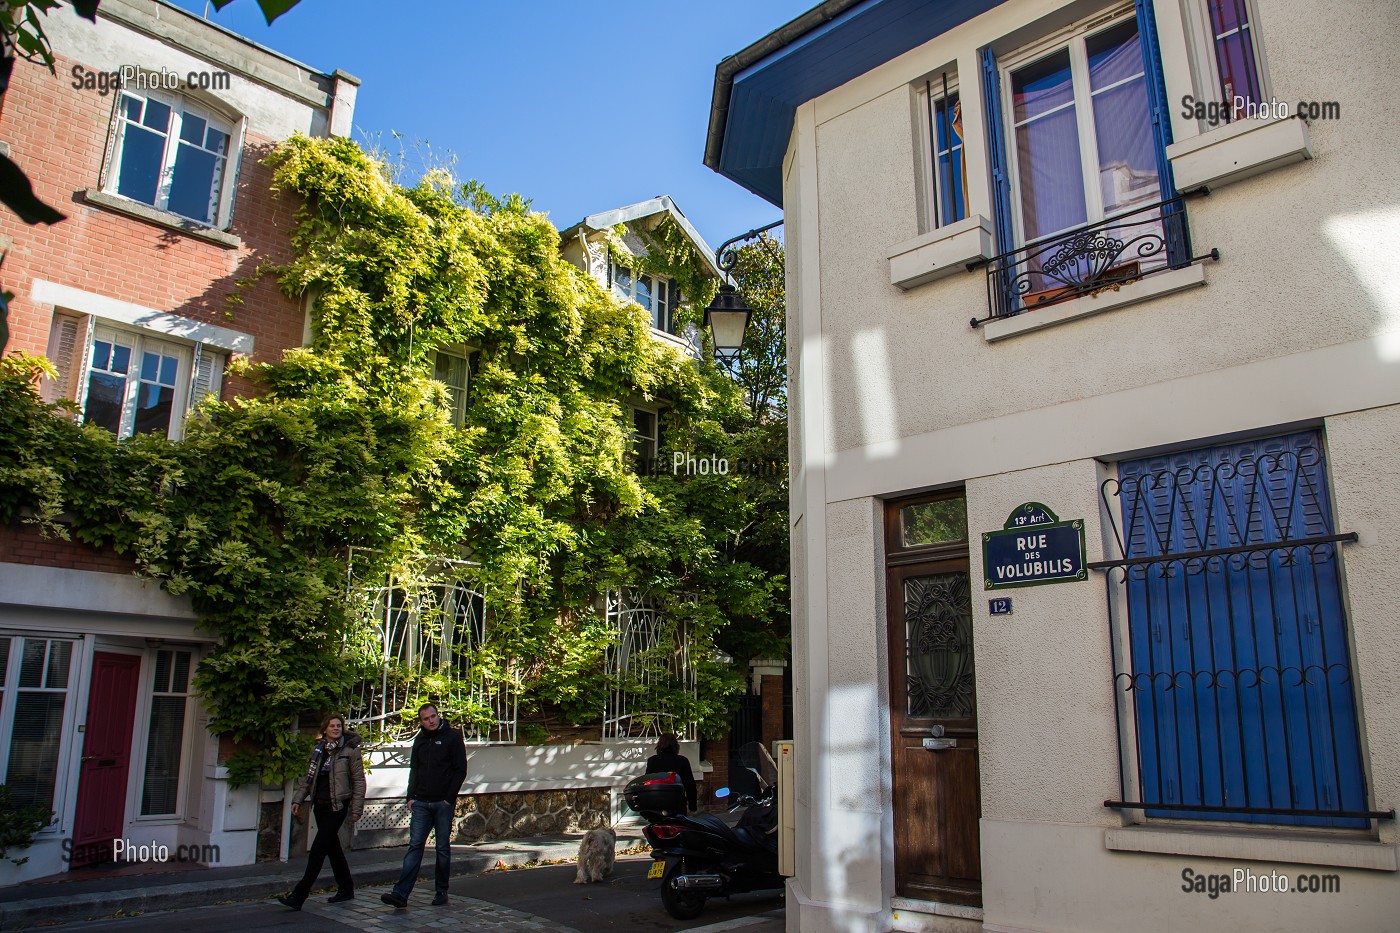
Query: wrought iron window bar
602 587 697 741
1093 447 1392 824
343 550 518 745
970 196 1218 328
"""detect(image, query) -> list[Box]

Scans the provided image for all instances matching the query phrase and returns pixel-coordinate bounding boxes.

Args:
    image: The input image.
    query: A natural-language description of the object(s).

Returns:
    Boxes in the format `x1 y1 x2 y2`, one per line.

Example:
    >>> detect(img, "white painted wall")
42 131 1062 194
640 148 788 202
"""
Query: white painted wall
781 0 1400 930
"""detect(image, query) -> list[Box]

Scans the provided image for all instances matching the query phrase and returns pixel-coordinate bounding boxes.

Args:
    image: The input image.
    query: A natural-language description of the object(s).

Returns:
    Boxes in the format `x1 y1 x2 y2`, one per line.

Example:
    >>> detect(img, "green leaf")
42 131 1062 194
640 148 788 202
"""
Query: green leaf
211 0 302 24
0 153 64 225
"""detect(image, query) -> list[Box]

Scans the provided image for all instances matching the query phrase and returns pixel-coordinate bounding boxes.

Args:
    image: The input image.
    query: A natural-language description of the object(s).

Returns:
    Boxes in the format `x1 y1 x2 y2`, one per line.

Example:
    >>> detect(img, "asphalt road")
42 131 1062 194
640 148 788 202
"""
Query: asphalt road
38 854 786 933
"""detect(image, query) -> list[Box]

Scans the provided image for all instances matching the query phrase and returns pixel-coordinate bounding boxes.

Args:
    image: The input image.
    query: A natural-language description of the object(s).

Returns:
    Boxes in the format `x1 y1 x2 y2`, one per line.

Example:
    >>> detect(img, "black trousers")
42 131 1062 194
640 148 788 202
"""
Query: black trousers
291 800 353 901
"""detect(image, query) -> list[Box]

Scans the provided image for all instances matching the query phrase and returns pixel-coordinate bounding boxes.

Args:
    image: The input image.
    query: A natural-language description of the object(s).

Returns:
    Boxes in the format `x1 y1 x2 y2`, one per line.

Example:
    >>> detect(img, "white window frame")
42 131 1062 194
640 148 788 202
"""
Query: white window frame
431 348 472 428
1000 4 1153 250
917 71 967 230
101 86 242 229
51 314 226 442
82 323 193 441
0 635 81 827
629 405 659 472
1181 0 1271 123
131 647 197 821
609 260 679 334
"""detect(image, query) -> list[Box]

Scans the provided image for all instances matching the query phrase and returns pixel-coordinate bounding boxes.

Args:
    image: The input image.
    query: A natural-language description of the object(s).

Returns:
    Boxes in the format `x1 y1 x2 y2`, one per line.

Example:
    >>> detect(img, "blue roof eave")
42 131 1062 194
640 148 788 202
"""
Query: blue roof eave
706 0 1007 207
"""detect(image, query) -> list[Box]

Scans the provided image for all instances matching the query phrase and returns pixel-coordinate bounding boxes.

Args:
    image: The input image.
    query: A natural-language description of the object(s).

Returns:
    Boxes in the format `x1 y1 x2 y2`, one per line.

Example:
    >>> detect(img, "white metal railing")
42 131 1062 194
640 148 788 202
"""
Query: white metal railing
602 587 696 740
344 552 516 744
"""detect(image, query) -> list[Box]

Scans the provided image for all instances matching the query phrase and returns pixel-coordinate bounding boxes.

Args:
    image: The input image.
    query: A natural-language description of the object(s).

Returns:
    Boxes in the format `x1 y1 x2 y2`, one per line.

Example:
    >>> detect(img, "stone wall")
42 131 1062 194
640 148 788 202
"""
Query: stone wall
347 787 613 851
452 788 611 843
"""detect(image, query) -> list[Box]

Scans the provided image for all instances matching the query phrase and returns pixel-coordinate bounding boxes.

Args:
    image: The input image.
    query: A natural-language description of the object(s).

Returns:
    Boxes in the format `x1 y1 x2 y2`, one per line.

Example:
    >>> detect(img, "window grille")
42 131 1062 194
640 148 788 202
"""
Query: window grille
602 588 696 740
344 553 515 744
1093 432 1389 826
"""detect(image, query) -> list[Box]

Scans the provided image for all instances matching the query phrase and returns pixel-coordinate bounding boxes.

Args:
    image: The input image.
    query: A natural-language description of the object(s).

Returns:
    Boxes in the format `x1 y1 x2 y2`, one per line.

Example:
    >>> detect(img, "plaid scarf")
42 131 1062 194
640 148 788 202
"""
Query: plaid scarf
304 738 339 788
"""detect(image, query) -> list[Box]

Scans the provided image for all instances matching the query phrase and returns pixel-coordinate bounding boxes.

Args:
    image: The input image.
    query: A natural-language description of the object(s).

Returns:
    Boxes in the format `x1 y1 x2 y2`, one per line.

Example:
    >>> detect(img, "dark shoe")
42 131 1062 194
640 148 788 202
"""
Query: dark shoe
328 891 354 904
431 892 449 906
277 894 303 911
381 891 408 908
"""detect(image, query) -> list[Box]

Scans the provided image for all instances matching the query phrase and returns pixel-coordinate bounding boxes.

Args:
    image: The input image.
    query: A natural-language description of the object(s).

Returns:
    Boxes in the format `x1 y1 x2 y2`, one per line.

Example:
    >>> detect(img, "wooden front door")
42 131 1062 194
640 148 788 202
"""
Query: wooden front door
72 652 141 868
886 494 981 906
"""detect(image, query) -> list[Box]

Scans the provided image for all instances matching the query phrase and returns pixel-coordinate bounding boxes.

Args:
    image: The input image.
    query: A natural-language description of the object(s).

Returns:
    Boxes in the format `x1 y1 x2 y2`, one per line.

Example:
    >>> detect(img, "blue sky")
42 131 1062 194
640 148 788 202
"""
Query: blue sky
162 0 815 251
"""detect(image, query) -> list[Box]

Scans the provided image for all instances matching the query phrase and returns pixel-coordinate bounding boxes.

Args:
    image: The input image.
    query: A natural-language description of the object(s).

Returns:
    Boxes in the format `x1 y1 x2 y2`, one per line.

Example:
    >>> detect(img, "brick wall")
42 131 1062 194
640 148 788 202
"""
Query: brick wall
0 52 306 400
0 521 137 574
702 735 730 810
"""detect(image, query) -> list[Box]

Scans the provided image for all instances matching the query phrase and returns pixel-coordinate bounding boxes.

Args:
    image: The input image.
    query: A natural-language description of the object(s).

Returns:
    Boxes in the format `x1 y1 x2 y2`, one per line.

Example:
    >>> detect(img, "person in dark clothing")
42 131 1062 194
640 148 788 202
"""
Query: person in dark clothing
380 704 467 909
278 715 365 910
646 732 697 812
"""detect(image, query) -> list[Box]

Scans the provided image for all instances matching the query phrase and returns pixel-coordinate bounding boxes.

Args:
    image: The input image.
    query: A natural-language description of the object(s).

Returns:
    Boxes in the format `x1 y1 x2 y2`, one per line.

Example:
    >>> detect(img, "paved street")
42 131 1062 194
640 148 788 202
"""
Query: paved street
34 855 785 933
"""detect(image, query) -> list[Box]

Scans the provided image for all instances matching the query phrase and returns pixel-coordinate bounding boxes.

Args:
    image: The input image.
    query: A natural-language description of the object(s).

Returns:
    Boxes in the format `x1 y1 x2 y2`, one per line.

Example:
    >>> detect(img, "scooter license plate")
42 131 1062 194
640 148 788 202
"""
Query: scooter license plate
647 860 665 879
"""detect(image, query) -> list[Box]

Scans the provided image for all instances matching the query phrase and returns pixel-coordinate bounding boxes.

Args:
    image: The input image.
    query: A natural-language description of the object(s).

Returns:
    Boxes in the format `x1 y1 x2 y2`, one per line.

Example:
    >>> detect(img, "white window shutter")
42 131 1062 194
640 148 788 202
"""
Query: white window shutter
189 347 224 410
42 313 84 403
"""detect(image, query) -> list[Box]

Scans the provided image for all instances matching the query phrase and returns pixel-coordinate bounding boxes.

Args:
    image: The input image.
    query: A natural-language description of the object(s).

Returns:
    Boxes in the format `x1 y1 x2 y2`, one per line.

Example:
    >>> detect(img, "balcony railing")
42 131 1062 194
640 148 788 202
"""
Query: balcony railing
971 196 1217 328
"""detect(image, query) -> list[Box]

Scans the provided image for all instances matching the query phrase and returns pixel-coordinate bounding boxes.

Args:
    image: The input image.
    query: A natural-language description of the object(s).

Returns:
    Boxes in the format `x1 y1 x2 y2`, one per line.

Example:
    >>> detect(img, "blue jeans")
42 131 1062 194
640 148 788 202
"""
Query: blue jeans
392 799 454 898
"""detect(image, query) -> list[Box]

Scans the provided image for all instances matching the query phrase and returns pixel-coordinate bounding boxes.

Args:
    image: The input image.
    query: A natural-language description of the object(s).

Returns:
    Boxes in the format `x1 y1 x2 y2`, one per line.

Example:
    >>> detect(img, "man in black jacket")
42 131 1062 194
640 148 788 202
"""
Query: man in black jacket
381 704 467 908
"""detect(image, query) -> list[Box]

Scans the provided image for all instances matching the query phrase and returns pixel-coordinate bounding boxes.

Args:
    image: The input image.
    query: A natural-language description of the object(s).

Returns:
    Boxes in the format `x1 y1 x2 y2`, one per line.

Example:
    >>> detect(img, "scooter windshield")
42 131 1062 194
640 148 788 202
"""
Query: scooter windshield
737 741 779 791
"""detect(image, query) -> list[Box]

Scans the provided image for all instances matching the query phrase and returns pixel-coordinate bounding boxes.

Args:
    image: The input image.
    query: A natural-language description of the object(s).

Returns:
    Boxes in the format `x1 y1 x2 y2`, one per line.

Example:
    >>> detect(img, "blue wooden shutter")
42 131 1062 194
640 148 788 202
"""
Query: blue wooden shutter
1119 432 1366 828
979 47 1014 259
1133 0 1190 265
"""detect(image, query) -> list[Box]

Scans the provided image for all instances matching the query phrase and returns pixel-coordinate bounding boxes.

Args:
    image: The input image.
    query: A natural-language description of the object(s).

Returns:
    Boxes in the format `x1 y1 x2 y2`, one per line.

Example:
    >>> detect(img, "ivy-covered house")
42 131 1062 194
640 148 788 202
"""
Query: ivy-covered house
344 195 733 848
0 1 356 883
0 8 781 879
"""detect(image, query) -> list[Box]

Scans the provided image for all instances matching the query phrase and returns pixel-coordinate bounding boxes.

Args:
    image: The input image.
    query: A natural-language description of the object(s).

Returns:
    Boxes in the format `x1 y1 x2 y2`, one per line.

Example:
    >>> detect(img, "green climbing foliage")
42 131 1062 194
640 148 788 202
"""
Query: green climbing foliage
0 134 789 781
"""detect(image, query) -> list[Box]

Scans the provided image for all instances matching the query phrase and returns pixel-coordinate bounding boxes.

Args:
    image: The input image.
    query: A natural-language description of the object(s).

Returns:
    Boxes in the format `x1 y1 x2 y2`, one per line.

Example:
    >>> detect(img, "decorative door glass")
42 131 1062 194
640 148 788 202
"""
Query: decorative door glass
904 572 975 718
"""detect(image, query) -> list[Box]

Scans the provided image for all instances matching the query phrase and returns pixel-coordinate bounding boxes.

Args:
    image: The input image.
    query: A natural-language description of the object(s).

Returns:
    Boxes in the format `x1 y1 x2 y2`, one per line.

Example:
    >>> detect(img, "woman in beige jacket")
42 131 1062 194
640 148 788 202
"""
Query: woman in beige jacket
278 715 366 909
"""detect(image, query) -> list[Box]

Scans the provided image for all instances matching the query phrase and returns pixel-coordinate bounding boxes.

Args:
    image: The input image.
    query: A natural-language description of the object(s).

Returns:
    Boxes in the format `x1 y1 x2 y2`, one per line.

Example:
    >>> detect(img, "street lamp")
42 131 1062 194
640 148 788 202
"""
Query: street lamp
706 218 780 365
702 284 751 364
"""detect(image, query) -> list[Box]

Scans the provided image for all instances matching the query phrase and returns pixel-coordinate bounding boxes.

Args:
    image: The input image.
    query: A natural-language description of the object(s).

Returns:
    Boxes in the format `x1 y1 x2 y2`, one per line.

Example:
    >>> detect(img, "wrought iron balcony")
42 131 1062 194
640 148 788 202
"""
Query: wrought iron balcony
971 196 1217 328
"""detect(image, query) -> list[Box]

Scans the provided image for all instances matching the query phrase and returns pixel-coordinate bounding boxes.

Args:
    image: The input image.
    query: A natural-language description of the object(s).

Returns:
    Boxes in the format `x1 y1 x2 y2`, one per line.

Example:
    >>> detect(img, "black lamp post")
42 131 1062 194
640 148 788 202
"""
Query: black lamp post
702 284 752 364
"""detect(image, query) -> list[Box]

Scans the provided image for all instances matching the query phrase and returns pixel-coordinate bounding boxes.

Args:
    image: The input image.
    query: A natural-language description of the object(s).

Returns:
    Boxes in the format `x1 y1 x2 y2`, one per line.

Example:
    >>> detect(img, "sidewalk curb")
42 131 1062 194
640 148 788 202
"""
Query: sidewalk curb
0 838 638 931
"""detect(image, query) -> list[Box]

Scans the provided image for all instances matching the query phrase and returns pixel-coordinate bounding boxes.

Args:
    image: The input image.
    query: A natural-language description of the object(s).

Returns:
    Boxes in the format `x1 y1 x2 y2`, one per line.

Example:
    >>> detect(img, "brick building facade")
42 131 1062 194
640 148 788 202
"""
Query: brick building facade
0 0 355 884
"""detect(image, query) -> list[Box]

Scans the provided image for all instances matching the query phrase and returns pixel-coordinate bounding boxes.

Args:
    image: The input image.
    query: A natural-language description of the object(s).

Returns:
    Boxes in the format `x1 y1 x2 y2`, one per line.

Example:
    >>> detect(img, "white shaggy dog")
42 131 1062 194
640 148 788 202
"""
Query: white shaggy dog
573 826 617 883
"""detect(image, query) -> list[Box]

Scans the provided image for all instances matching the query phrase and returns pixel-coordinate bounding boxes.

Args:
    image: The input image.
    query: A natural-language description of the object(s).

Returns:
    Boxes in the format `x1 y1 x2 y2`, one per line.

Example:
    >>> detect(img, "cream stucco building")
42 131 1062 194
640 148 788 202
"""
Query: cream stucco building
706 0 1400 930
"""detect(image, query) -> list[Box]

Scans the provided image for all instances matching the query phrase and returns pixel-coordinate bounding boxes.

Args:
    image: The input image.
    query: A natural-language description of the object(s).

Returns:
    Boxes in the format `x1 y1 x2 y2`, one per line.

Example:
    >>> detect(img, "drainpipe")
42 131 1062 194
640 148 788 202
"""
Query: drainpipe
578 229 596 282
278 715 297 862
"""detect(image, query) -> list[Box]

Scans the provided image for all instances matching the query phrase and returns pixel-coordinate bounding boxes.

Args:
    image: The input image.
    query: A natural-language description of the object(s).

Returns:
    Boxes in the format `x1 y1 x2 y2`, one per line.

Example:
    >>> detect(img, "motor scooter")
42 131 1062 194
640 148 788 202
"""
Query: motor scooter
625 741 785 920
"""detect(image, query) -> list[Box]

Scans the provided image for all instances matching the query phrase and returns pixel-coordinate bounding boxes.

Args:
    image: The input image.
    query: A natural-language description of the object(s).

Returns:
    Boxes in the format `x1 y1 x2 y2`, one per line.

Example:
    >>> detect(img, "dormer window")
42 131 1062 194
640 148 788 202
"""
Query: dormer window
609 260 681 334
104 89 237 227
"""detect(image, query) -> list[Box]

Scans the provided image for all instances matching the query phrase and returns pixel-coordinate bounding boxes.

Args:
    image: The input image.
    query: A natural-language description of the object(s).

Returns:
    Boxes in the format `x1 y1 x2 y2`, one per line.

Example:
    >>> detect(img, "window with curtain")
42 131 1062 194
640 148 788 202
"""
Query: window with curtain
925 75 966 228
1205 0 1263 120
433 351 470 427
629 407 658 473
141 649 192 816
1008 12 1160 247
2 637 75 813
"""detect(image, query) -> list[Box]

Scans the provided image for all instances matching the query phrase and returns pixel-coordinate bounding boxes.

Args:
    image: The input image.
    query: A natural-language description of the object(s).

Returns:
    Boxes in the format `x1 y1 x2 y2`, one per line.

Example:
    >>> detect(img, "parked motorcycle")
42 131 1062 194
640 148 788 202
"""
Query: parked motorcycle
625 741 785 920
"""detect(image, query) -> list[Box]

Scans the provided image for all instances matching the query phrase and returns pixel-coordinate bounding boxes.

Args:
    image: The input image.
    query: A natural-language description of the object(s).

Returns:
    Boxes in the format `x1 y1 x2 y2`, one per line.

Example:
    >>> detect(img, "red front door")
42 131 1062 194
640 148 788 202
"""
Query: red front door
71 652 141 868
